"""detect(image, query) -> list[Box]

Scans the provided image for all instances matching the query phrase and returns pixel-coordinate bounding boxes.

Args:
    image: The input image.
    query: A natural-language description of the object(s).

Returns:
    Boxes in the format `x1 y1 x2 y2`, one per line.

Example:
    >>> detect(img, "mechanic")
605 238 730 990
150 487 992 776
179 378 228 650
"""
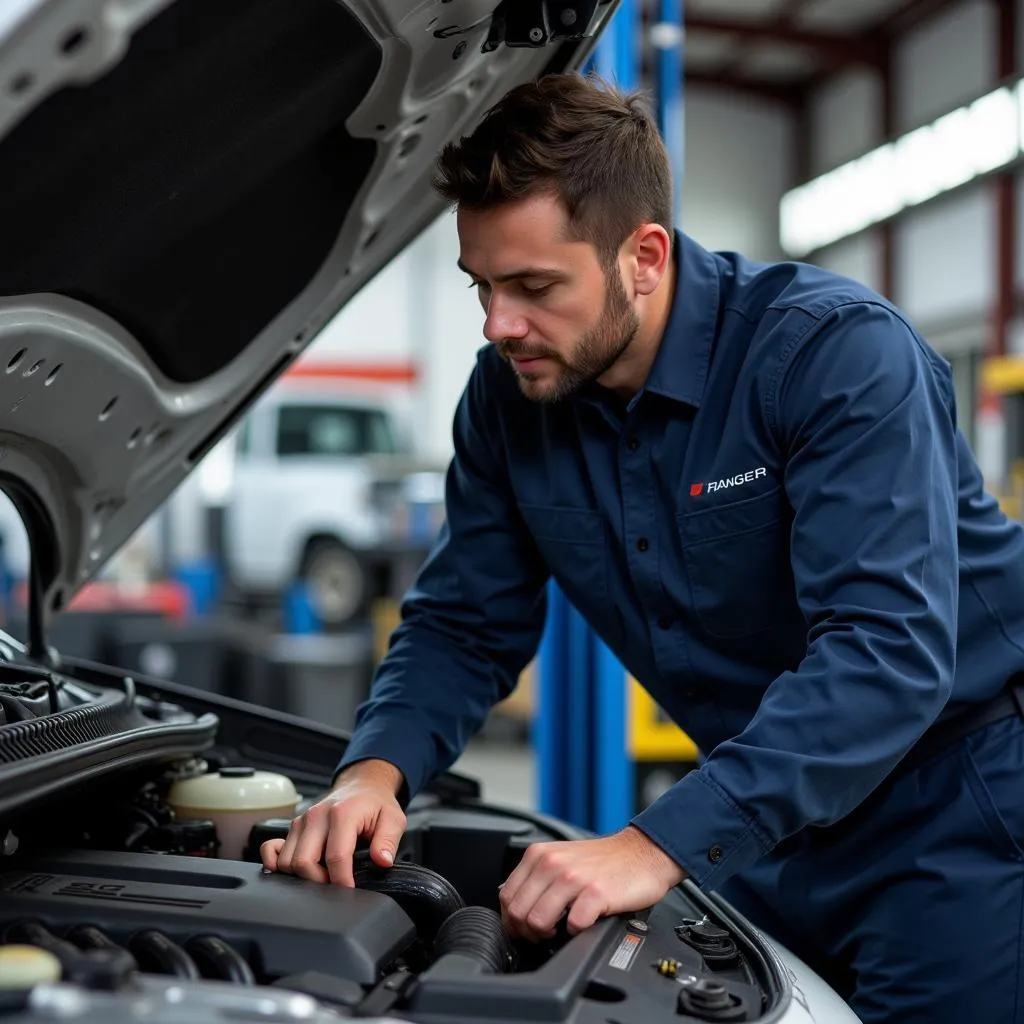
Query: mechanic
262 73 1024 1024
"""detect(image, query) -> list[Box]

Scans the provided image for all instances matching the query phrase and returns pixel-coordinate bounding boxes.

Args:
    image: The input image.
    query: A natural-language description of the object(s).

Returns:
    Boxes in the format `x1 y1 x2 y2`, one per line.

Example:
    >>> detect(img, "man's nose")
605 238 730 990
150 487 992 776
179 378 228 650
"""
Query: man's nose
482 295 528 343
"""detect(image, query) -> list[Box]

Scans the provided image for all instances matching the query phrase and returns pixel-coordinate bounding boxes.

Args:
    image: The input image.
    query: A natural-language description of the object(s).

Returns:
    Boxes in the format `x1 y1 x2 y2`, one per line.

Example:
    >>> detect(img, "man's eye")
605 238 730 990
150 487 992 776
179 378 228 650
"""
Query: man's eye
469 280 489 291
522 283 552 297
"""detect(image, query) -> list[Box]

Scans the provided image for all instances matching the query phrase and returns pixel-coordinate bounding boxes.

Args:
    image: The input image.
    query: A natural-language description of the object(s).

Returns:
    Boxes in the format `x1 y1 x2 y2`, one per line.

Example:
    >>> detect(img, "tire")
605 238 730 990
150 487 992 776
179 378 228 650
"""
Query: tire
299 538 366 627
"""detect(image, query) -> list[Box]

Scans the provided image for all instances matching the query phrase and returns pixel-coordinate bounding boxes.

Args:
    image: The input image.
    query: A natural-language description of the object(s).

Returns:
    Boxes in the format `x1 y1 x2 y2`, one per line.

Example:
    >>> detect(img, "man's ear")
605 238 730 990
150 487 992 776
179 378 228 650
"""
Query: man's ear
626 224 672 297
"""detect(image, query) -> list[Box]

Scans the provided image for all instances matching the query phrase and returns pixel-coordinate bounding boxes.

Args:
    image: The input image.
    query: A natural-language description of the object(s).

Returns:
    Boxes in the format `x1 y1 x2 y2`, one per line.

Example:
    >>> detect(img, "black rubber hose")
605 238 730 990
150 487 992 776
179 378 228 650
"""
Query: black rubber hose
354 862 465 938
184 935 256 985
431 907 516 974
128 930 201 980
65 924 124 954
64 924 140 987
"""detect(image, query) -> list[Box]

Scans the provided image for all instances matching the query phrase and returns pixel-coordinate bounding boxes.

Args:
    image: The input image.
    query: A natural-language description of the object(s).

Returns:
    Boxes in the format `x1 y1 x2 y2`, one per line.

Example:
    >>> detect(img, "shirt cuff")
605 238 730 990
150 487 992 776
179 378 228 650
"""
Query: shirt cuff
335 715 439 808
630 767 774 889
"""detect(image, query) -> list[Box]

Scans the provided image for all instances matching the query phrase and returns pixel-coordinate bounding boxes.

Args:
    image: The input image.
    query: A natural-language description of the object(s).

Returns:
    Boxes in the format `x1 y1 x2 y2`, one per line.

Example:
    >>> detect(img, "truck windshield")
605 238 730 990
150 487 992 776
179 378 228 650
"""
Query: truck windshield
276 404 397 457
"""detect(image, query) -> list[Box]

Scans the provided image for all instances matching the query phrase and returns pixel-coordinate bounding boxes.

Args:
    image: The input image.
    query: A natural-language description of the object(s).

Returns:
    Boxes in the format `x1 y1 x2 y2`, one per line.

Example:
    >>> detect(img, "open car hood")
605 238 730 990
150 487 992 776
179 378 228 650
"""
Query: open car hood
0 0 614 647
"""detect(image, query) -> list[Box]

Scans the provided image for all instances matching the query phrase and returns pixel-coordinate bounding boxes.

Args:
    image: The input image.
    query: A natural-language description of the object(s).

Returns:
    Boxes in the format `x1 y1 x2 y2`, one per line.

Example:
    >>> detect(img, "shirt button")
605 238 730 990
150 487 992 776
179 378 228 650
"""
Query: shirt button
657 615 672 630
637 537 649 552
627 436 639 451
708 845 723 863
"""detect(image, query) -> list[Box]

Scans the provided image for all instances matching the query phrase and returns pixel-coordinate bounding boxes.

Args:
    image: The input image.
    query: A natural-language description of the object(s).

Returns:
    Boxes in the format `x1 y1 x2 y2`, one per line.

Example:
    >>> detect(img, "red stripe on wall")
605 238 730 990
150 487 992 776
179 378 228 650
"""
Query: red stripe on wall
285 361 419 383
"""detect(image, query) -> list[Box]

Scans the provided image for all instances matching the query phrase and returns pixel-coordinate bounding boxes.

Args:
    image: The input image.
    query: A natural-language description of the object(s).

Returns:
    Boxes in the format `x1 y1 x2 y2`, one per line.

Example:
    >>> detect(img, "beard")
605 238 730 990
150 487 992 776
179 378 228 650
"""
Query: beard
497 269 640 404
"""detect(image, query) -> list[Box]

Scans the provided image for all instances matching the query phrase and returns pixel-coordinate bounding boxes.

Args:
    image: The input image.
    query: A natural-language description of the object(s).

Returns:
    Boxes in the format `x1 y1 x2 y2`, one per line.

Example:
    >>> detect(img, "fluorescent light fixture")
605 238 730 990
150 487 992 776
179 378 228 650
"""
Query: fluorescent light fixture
780 82 1022 258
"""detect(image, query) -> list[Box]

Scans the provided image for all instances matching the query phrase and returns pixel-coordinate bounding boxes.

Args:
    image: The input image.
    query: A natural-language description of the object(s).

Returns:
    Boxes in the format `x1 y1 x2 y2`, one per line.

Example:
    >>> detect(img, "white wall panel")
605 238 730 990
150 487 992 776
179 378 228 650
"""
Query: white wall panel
895 188 995 327
678 88 794 262
304 249 415 362
417 214 500 460
812 232 884 294
894 0 996 131
809 70 882 175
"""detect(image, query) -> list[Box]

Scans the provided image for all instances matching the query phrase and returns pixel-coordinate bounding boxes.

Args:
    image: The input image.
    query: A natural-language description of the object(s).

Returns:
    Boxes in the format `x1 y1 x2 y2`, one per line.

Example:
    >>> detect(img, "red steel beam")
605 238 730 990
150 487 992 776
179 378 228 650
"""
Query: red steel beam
691 0 821 89
683 69 804 109
684 13 885 69
872 0 968 38
792 91 813 195
680 0 963 129
995 0 1017 358
880 41 896 300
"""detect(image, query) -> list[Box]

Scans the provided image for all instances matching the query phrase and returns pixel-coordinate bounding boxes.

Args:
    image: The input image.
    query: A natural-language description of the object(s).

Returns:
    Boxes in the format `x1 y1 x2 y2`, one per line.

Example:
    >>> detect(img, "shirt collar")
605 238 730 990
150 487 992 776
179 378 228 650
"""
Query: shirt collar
641 230 721 408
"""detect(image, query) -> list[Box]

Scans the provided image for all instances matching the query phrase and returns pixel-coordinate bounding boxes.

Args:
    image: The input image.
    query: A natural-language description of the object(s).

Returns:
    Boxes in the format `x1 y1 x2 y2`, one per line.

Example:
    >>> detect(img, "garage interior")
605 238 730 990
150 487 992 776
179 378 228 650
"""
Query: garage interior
0 0 1020 830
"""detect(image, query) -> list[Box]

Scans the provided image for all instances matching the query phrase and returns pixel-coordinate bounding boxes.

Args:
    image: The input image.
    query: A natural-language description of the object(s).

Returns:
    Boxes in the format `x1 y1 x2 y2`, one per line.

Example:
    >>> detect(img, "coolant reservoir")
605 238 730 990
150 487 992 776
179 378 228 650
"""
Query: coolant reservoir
0 945 62 987
167 767 299 860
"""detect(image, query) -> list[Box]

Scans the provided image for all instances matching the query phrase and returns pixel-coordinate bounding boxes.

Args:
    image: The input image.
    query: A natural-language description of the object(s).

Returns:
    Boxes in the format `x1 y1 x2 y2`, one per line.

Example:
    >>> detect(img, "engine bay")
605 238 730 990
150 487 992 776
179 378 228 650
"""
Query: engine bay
0 667 785 1024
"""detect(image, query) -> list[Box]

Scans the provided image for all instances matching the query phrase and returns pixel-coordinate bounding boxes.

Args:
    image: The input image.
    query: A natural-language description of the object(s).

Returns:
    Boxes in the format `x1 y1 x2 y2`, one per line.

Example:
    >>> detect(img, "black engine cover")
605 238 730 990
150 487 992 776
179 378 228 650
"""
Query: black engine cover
0 850 416 985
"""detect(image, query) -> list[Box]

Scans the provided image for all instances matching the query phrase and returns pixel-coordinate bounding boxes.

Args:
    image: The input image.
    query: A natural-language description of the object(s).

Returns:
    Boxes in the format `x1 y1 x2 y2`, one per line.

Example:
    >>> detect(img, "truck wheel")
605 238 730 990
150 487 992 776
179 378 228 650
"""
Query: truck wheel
300 539 365 627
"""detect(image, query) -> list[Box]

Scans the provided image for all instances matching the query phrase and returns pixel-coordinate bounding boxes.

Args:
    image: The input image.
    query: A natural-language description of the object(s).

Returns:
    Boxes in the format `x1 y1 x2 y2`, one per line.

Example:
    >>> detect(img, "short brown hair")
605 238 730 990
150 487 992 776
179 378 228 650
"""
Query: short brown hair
433 73 673 266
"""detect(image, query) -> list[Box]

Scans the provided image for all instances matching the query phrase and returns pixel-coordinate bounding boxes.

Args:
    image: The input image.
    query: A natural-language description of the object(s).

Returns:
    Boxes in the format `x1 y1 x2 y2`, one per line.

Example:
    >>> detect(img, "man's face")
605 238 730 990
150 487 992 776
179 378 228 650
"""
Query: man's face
456 193 639 403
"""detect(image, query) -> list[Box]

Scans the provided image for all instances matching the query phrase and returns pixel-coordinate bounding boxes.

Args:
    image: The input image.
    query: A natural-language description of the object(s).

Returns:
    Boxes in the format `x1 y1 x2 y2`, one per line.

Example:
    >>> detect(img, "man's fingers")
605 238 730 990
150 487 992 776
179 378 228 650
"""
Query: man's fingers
499 844 551 939
263 786 406 888
324 806 362 886
566 884 607 935
369 805 406 868
260 837 285 871
289 806 330 883
498 845 540 912
275 815 304 873
503 870 560 942
522 878 579 939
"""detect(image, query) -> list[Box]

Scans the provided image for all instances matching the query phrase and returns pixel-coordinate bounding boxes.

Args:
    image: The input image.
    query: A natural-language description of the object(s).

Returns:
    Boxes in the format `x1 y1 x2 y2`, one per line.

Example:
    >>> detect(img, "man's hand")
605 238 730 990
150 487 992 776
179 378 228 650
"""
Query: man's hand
498 826 687 941
260 760 406 886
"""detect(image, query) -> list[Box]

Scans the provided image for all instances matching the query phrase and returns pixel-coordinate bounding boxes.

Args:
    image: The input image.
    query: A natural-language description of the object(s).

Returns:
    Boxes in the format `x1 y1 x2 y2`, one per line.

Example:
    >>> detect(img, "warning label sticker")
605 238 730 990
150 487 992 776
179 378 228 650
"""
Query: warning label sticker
608 932 644 971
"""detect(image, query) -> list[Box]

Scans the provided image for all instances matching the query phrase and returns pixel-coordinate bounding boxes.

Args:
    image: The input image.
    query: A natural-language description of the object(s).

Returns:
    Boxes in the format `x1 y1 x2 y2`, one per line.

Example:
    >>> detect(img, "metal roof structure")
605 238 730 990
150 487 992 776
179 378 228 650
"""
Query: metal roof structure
670 0 964 108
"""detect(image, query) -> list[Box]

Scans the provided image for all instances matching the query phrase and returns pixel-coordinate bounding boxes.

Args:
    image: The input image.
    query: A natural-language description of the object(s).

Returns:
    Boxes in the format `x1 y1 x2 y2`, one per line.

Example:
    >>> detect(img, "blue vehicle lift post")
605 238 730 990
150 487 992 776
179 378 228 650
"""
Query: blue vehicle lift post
535 0 685 833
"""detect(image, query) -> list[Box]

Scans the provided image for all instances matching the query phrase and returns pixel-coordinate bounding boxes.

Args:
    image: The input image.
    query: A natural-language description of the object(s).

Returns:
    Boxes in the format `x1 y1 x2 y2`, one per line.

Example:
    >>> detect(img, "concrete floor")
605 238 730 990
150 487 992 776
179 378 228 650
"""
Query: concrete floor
452 739 536 810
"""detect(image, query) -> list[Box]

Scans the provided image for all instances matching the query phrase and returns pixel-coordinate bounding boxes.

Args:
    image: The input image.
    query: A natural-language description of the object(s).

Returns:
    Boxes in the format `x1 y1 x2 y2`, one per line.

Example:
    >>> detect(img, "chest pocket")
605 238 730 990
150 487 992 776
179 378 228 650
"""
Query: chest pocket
678 486 793 639
516 502 620 644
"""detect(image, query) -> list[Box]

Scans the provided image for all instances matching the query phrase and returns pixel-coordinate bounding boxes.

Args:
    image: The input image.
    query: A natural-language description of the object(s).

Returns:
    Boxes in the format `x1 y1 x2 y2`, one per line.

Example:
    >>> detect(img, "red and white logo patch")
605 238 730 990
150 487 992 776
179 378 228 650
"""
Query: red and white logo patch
690 466 767 497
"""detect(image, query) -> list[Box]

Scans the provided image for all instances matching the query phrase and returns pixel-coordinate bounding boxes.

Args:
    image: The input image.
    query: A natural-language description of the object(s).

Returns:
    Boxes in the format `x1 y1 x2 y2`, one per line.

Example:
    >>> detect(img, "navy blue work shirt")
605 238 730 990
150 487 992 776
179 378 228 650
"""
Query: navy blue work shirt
338 230 1024 890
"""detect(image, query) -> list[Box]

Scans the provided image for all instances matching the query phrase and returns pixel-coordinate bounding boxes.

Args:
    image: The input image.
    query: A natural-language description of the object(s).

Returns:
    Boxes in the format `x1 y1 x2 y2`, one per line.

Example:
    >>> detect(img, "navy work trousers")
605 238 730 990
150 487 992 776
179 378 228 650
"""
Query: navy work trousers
717 712 1024 1023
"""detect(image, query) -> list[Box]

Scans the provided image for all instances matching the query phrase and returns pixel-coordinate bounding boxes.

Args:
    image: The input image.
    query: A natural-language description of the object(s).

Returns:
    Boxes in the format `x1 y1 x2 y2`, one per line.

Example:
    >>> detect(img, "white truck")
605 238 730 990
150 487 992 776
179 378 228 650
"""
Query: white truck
220 380 445 628
0 380 445 631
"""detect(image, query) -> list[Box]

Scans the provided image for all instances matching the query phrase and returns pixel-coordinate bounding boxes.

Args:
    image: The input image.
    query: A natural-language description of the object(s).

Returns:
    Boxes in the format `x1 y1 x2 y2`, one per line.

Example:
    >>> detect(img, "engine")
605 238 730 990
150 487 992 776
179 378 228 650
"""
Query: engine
0 758 587 1020
0 719 777 1023
1 851 427 990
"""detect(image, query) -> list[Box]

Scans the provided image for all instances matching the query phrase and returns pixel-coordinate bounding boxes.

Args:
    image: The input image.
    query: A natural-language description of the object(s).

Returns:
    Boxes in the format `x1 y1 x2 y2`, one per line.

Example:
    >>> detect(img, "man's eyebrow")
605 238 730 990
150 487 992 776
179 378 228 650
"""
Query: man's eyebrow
457 259 566 283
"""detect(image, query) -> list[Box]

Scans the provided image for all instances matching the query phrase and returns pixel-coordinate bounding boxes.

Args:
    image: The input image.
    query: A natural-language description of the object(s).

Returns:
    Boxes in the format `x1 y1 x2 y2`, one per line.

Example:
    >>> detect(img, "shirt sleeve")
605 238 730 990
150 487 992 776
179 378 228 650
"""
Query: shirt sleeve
336 351 549 803
630 300 960 889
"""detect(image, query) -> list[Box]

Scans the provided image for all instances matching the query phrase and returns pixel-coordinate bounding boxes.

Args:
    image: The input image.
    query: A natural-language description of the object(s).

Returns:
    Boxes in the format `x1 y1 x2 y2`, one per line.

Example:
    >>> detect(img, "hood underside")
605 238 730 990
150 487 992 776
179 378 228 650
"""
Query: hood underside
0 0 612 641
